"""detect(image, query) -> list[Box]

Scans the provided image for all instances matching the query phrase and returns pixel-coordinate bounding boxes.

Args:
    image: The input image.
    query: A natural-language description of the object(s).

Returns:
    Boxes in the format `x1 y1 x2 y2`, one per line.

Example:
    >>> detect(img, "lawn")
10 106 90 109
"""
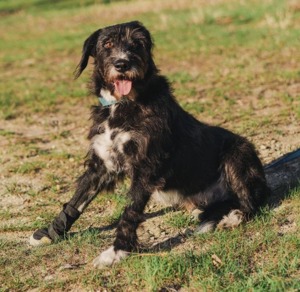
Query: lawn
0 0 299 291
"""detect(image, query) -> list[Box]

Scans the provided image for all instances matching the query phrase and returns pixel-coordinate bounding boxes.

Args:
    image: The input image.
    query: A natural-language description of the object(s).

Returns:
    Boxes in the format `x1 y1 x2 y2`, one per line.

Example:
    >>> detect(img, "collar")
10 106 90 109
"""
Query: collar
98 88 119 107
98 96 118 107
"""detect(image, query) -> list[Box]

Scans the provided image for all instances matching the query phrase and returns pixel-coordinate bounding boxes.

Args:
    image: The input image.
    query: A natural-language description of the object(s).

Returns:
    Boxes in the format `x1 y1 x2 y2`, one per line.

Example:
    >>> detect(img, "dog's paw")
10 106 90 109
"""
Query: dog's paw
190 208 203 221
29 228 52 246
194 221 215 234
217 209 244 230
93 246 129 268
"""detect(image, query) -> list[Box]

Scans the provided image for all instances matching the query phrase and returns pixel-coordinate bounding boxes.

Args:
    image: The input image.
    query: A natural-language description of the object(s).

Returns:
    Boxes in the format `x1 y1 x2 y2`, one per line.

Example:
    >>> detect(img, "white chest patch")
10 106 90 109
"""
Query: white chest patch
92 122 132 172
100 89 117 103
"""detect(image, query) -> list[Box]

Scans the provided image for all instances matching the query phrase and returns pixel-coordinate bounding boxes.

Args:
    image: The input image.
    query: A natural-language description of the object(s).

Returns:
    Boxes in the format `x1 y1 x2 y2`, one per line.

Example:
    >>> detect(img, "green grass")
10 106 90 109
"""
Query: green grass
0 0 300 290
1 187 299 290
165 211 194 229
0 0 121 14
13 161 46 174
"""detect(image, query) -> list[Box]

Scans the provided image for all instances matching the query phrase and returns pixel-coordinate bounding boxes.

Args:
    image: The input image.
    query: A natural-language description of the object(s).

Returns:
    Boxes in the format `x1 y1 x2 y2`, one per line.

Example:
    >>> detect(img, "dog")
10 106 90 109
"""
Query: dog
29 21 269 268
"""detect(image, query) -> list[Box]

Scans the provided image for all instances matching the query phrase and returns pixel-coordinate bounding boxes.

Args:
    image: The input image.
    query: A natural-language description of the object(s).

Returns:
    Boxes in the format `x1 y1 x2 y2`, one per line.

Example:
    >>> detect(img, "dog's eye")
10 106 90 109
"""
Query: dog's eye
131 41 142 49
104 41 113 49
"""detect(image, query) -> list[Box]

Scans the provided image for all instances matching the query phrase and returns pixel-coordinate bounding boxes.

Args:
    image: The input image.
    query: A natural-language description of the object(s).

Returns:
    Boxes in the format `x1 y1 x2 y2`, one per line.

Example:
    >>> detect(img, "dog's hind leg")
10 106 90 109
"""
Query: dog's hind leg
195 199 242 233
196 138 269 234
29 153 118 246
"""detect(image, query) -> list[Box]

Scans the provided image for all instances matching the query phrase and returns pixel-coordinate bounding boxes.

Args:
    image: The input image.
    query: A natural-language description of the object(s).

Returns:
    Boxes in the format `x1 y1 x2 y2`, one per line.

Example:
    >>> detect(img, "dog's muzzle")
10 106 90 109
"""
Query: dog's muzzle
114 59 131 73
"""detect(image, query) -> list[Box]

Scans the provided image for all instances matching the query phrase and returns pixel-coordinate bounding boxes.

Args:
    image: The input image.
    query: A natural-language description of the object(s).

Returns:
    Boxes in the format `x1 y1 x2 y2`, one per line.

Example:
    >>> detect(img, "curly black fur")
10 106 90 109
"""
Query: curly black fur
36 21 269 255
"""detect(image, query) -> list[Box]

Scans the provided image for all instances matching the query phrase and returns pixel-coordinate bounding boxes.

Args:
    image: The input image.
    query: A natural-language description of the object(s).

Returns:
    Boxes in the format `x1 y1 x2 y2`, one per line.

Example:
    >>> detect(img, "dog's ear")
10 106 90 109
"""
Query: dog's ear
74 29 101 78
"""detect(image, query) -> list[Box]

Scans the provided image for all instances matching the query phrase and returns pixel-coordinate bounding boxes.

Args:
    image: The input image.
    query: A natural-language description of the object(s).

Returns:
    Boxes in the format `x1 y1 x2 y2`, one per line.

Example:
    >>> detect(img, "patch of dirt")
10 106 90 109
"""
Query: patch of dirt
278 218 297 235
273 203 299 236
138 207 185 251
0 231 33 243
0 194 30 210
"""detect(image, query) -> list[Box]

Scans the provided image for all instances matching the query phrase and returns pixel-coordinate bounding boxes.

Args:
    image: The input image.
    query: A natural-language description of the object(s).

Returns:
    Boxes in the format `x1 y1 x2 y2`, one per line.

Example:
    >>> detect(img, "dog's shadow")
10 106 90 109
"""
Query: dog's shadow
69 206 187 253
70 149 300 253
68 207 182 246
264 148 300 207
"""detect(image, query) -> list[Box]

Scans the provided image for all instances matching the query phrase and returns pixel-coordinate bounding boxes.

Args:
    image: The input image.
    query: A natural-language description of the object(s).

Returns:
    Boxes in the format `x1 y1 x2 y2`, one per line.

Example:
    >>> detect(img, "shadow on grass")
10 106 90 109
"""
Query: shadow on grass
67 207 175 238
139 233 187 253
264 148 300 207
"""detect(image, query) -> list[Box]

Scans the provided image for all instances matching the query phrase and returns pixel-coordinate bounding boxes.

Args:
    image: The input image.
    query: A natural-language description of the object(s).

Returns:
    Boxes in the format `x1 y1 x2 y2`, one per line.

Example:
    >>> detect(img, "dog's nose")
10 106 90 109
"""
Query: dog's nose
114 59 130 72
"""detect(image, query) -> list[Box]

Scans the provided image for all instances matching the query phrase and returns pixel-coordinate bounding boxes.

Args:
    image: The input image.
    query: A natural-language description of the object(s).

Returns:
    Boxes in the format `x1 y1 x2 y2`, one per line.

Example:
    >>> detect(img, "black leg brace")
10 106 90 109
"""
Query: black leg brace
32 203 81 242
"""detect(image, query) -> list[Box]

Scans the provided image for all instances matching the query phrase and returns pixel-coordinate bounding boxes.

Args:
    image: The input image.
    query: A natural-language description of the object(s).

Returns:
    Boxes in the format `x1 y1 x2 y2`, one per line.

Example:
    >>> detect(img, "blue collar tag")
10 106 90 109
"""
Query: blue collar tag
98 96 118 107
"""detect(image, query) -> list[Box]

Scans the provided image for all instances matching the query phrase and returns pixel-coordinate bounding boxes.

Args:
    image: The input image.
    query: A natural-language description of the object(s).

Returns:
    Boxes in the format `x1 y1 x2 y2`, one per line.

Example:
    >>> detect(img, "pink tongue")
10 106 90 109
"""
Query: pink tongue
114 80 132 96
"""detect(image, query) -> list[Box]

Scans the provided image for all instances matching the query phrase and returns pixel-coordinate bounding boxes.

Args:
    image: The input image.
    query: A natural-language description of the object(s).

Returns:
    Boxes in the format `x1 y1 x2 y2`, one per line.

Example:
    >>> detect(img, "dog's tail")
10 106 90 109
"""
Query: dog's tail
195 137 269 234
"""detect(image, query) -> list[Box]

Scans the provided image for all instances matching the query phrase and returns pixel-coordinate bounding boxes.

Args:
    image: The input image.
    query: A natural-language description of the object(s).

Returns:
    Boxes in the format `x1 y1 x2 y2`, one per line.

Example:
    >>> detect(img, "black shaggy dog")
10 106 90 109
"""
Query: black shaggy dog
30 21 269 268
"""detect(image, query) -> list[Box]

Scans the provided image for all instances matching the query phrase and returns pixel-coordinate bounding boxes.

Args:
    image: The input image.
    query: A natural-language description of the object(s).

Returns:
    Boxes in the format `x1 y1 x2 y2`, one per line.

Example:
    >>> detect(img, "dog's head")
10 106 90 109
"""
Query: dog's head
75 21 157 99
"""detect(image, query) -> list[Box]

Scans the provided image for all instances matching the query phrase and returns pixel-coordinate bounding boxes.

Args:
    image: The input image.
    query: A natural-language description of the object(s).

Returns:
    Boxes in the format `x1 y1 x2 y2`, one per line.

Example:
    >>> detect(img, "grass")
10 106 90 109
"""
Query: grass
1 190 299 290
165 211 194 229
0 0 300 290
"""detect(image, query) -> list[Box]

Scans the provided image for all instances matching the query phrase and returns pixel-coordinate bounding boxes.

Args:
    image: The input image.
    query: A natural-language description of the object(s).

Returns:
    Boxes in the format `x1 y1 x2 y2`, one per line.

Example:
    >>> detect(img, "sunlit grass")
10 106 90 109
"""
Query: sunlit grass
0 0 299 290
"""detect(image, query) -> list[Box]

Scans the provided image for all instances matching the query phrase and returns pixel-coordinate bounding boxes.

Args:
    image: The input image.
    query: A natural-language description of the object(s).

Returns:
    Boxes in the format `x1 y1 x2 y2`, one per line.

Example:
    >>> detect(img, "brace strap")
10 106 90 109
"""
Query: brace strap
48 203 81 240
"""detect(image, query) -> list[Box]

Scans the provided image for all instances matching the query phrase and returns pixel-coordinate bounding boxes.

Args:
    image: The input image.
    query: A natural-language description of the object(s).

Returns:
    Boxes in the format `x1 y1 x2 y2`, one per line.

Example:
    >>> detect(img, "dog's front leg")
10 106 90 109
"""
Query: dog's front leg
30 153 117 246
93 180 151 268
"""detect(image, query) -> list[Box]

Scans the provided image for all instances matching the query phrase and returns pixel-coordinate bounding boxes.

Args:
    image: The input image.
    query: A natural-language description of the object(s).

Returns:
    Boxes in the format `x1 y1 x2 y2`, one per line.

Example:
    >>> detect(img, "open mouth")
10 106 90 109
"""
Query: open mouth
113 79 132 96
